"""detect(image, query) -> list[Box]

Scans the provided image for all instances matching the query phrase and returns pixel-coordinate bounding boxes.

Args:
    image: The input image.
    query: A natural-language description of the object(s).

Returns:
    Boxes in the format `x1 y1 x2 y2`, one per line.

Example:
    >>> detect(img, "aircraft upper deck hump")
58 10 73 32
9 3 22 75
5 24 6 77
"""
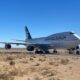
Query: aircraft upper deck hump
46 32 79 40
47 32 74 37
25 26 32 40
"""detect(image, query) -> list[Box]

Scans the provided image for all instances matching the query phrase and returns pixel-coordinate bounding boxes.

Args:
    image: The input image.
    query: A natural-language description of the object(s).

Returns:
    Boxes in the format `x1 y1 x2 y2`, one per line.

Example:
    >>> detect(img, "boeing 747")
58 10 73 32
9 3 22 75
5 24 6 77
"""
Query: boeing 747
0 26 80 54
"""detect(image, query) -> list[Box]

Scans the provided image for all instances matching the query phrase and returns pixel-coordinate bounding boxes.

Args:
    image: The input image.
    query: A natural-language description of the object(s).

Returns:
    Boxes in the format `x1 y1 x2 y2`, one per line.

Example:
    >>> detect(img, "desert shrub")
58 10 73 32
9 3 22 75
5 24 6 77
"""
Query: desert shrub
41 70 57 77
9 67 25 77
54 57 61 61
0 72 14 80
33 63 40 66
48 76 61 80
27 78 31 80
49 62 54 65
9 60 15 66
49 61 59 66
31 55 37 58
69 66 72 70
33 76 42 80
21 60 28 63
30 57 34 61
38 58 46 62
60 58 69 65
6 56 14 60
9 70 18 76
6 55 16 61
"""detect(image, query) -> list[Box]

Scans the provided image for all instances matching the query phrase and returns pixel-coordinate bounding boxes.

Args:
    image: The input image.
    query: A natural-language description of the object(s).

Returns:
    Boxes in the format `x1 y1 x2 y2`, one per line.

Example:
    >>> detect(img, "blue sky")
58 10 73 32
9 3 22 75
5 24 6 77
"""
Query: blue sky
0 0 80 42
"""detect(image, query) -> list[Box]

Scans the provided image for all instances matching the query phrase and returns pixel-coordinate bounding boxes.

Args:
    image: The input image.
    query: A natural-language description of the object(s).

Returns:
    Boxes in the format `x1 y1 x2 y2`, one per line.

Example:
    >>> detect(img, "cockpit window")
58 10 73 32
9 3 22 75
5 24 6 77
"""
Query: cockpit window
69 32 75 34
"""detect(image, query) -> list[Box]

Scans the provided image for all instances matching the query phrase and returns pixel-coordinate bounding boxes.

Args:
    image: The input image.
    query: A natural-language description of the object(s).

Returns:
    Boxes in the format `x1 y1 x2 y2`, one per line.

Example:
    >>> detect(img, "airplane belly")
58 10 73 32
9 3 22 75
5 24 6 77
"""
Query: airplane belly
50 40 79 49
63 40 79 48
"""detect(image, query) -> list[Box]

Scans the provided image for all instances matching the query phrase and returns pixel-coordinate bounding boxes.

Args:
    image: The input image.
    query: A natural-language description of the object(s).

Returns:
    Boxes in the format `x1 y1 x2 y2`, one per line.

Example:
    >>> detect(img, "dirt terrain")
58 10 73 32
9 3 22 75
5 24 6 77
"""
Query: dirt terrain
0 49 80 80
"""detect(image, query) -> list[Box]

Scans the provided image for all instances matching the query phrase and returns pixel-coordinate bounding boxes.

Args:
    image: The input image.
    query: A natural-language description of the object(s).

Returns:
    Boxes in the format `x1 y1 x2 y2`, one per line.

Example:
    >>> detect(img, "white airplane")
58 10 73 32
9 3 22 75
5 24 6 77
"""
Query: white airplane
0 26 80 54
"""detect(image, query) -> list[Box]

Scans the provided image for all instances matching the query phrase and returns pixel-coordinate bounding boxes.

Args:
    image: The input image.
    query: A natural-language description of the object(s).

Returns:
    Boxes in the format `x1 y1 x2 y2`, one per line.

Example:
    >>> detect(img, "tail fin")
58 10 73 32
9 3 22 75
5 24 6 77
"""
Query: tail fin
25 26 32 40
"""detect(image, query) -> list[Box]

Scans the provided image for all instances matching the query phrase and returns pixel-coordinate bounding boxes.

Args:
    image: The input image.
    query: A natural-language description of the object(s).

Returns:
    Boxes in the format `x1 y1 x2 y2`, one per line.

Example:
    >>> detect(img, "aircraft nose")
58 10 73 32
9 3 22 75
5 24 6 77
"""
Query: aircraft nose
74 34 80 40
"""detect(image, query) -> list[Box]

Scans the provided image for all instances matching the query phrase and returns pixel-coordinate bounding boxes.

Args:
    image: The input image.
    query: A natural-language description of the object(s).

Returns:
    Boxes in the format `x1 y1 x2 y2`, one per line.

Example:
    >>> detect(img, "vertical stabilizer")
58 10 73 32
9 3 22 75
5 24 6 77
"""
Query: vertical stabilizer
25 26 32 40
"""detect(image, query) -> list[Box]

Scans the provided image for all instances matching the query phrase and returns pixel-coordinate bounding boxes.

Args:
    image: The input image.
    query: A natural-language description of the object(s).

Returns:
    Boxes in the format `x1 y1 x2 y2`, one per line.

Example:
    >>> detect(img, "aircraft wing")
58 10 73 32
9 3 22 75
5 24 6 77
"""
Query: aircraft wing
0 42 26 45
11 39 26 42
0 42 50 51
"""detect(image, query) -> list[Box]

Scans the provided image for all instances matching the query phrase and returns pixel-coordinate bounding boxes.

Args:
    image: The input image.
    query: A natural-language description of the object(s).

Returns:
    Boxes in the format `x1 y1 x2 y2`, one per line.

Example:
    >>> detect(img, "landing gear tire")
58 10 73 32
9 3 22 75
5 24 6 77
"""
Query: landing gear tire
45 51 50 54
53 50 57 54
69 51 73 54
68 49 74 54
76 50 80 55
35 50 43 54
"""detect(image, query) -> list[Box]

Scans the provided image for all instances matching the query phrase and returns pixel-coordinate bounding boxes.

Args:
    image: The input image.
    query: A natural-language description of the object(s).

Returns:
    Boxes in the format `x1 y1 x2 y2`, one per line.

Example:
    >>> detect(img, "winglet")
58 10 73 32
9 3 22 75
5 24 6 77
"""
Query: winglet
25 26 32 40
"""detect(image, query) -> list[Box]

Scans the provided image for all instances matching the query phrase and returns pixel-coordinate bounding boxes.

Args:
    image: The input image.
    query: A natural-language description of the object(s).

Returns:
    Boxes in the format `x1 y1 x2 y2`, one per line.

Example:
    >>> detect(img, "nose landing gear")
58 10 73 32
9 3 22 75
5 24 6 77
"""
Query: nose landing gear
68 49 80 55
76 50 80 55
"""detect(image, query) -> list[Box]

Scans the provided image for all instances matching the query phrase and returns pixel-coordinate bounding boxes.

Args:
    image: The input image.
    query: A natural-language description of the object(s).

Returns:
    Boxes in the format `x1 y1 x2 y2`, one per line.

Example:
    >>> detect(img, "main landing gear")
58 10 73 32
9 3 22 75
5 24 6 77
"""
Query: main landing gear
68 49 80 55
53 49 58 54
35 48 58 54
76 50 80 55
35 49 50 54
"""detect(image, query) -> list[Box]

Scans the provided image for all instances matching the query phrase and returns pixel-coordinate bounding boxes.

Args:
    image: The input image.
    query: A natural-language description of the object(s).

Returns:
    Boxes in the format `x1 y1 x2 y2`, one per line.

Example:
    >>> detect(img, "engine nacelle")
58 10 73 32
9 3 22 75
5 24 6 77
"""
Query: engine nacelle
27 46 34 51
5 44 11 49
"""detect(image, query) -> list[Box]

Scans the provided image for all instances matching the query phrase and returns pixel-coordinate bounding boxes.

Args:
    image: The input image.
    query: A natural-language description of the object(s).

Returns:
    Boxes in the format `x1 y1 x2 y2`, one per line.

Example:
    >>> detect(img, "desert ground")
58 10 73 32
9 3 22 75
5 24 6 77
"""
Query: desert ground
0 48 80 80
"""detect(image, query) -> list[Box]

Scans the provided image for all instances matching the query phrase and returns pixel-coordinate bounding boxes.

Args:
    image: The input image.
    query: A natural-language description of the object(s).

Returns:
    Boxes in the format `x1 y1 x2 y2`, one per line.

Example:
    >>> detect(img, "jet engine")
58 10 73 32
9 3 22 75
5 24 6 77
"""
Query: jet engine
5 44 11 49
27 46 34 51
